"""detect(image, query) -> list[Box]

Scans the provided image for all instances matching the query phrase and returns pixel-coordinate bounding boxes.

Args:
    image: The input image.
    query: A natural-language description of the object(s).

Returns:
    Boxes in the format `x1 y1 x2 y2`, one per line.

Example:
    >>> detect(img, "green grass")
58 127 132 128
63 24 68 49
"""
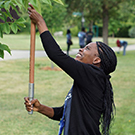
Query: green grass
110 51 135 135
1 34 135 51
0 57 73 135
0 39 135 134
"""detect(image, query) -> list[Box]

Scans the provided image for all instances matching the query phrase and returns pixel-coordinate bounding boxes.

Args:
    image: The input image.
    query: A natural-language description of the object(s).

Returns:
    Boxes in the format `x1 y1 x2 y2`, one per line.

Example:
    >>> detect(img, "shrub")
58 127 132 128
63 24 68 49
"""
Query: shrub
115 26 131 37
128 27 135 38
70 26 79 36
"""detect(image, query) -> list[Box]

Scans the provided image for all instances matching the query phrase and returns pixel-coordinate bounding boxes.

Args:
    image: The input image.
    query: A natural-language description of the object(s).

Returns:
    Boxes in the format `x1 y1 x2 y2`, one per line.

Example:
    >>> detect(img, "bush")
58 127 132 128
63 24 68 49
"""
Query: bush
115 26 131 37
128 27 135 38
63 26 79 37
70 26 79 36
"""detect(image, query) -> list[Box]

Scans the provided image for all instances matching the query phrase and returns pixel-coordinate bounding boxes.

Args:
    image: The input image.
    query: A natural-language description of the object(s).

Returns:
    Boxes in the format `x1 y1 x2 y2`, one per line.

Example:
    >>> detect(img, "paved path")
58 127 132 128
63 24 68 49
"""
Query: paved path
0 45 135 61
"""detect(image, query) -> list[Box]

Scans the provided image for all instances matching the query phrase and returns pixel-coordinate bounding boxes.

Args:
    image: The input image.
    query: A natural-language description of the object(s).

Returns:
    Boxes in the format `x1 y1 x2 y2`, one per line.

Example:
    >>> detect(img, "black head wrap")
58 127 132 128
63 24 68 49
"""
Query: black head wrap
96 41 117 75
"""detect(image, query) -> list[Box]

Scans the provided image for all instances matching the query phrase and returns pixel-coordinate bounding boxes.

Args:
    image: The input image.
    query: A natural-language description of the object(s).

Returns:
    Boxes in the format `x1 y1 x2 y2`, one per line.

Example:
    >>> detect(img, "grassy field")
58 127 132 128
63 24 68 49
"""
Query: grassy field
1 33 135 51
1 33 135 134
0 47 135 134
0 57 72 135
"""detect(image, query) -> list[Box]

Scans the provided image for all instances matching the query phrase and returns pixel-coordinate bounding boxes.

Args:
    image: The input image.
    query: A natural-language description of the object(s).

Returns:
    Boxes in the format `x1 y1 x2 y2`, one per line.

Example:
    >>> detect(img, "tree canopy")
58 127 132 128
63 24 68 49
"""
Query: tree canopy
0 0 63 59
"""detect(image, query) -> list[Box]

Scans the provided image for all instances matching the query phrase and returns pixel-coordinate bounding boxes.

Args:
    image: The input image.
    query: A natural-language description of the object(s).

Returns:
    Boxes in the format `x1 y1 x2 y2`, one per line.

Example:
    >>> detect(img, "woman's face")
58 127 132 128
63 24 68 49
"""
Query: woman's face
75 42 100 65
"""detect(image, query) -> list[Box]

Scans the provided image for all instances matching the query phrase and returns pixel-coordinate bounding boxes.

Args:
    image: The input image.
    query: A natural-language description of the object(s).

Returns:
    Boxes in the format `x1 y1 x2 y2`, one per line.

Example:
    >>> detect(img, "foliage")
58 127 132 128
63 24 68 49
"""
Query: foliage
0 0 25 58
108 18 121 36
63 26 79 37
70 26 79 36
41 2 66 33
115 26 131 37
0 43 11 58
128 27 135 38
0 0 63 59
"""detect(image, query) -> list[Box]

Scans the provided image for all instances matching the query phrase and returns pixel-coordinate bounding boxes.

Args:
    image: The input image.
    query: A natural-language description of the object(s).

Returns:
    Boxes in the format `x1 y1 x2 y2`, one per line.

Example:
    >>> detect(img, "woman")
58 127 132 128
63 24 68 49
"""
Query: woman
24 3 117 135
66 29 72 55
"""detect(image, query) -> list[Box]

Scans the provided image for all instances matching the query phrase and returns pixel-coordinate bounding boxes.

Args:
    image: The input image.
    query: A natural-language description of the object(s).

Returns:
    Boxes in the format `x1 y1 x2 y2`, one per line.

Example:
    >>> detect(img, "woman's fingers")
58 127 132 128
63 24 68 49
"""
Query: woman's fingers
26 106 33 112
28 3 35 15
24 103 33 112
24 97 33 112
27 4 39 24
30 99 38 105
24 97 40 112
24 97 29 102
28 3 34 9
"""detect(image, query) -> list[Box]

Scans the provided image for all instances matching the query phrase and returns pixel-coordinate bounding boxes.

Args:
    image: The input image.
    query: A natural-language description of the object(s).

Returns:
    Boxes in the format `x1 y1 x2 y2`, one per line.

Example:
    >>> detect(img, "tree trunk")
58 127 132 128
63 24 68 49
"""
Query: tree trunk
89 20 93 30
102 6 109 45
112 32 114 38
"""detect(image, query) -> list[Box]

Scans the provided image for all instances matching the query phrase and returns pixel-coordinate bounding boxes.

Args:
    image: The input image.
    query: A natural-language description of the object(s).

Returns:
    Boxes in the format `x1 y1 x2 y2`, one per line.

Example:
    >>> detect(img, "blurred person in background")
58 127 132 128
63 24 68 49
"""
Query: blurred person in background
66 29 72 55
78 27 86 48
86 27 94 44
116 39 128 55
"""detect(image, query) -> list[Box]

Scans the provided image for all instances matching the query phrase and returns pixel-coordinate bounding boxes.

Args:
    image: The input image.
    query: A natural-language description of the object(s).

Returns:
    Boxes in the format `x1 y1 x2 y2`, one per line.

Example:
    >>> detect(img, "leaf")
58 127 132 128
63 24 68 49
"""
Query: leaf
16 23 26 28
0 28 3 38
53 0 64 5
35 0 42 14
11 23 18 34
4 1 11 10
41 0 52 6
0 49 4 59
29 0 37 5
15 17 26 23
3 22 10 34
0 1 5 7
13 0 23 10
0 16 5 21
22 0 29 9
28 0 42 14
16 0 23 5
0 43 11 55
10 3 20 15
2 10 12 18
34 0 37 3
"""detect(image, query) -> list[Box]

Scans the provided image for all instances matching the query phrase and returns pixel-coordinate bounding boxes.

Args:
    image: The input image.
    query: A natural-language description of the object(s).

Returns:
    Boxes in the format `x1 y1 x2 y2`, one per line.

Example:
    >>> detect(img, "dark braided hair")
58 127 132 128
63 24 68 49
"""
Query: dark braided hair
96 41 117 135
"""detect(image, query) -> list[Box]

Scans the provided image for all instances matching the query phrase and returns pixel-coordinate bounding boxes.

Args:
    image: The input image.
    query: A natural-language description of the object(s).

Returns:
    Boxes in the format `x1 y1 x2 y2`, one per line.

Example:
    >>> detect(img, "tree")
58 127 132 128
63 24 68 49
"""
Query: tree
41 2 67 32
84 0 126 44
0 0 63 59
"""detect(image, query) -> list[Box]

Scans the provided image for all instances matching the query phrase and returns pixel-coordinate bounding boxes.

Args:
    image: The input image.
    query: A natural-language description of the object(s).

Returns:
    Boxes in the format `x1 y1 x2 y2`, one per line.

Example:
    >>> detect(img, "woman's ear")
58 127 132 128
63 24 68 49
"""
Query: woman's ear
93 57 101 66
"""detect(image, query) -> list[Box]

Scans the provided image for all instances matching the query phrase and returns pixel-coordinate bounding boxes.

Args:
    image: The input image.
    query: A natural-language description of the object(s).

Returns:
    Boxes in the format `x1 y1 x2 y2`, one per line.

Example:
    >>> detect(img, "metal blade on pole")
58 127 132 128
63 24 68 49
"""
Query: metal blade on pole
28 21 36 115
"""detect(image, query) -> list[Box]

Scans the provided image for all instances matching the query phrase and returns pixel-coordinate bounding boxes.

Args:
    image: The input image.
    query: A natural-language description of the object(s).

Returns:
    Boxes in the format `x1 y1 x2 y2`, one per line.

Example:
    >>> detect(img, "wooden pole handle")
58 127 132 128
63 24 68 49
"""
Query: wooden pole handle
28 22 36 115
29 22 36 83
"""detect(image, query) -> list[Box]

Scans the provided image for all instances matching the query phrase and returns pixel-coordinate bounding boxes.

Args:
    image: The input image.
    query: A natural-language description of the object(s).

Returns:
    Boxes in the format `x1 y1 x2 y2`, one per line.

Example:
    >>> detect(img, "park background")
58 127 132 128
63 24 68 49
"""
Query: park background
0 0 135 135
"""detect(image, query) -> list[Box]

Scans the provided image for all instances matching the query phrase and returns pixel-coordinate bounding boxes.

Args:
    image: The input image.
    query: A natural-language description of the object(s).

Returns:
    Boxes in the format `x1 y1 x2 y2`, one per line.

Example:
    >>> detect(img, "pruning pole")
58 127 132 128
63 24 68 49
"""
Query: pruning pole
28 21 36 115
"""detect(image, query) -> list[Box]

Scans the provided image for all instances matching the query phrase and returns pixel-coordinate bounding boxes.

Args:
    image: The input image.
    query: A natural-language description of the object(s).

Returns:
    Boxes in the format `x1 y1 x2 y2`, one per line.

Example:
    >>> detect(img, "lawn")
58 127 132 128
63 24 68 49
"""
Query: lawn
0 48 135 134
1 33 135 51
1 32 135 134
